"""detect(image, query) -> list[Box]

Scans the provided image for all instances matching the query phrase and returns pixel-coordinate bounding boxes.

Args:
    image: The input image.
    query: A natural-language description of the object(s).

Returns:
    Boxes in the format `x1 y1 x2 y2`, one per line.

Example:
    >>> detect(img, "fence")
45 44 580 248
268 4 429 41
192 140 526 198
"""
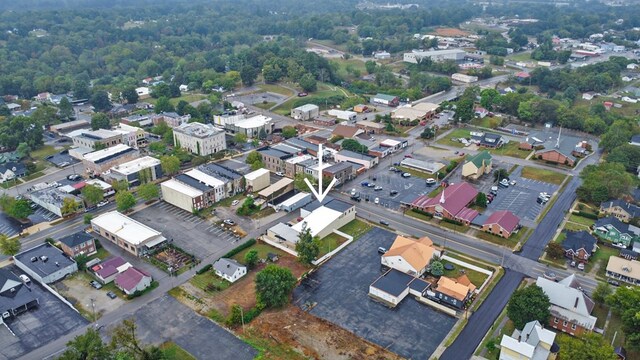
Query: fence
441 254 494 293
312 230 354 266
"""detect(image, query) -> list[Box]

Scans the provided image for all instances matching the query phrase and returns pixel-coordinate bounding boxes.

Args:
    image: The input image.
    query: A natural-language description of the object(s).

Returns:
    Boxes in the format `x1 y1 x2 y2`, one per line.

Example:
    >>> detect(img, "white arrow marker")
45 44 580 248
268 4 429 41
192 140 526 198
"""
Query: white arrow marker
305 144 337 203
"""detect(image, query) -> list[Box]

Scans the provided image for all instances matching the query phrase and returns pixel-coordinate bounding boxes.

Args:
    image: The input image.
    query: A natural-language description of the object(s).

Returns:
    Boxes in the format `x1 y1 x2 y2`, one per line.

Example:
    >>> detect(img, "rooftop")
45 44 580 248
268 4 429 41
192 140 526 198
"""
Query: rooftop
0 268 37 314
536 276 596 330
185 168 225 188
58 232 93 249
162 178 204 197
30 187 83 208
356 120 385 129
332 124 362 138
111 156 160 175
115 266 150 292
373 93 398 101
383 235 437 272
292 206 343 237
561 231 597 256
293 104 319 112
258 178 294 198
198 163 243 181
268 222 300 243
244 168 270 181
93 256 129 279
74 129 121 140
213 258 246 278
467 150 492 168
411 182 478 217
14 243 76 277
285 154 314 165
258 148 292 160
400 158 445 174
483 210 520 233
174 122 224 138
234 115 272 129
606 256 640 280
434 275 476 301
91 211 166 246
83 144 136 164
370 269 416 297
594 217 640 236
279 192 311 207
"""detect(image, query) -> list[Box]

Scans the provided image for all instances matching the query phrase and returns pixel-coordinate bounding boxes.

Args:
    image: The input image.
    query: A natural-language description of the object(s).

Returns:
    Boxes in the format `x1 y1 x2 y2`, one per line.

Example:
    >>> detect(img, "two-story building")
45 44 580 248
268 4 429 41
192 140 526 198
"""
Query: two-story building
107 156 163 185
462 151 492 179
57 232 96 258
593 217 640 248
536 275 597 336
173 122 226 156
72 129 124 150
82 144 140 176
561 231 598 263
600 199 640 223
606 256 640 285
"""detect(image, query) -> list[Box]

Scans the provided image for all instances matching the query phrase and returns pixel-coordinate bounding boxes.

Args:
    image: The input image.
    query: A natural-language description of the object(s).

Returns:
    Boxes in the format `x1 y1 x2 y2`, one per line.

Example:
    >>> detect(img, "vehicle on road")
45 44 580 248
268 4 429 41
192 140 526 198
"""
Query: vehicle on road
389 190 398 196
404 154 413 158
231 200 239 206
106 291 117 299
275 171 284 177
90 280 103 289
367 183 375 188
379 220 390 226
374 197 379 204
389 167 397 172
351 194 361 202
543 271 557 281
425 178 436 186
297 92 308 97
350 188 356 196
97 200 109 208
67 174 82 181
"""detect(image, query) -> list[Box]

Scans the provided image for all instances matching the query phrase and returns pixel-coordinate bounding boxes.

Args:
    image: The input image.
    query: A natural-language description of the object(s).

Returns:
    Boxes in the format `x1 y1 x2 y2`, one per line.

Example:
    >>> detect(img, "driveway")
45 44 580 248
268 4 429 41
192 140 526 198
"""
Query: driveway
293 227 456 359
124 295 257 360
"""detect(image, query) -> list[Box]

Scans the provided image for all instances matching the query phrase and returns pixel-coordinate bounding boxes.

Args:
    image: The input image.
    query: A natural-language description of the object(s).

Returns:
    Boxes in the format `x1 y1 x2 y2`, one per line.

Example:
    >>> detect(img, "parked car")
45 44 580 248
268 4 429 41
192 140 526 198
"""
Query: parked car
374 197 380 204
350 188 356 196
67 174 82 181
231 200 239 206
374 186 383 191
106 291 117 299
389 190 398 196
404 154 413 158
19 274 30 283
425 178 436 186
351 194 361 202
543 271 557 281
509 180 517 186
361 181 369 186
490 190 498 196
379 220 390 226
402 173 411 178
607 279 620 286
297 92 308 97
367 183 375 188
90 280 102 289
499 179 509 187
577 263 585 271
275 171 284 177
491 186 498 192
223 219 236 226
96 200 109 208
389 167 397 172
378 247 387 254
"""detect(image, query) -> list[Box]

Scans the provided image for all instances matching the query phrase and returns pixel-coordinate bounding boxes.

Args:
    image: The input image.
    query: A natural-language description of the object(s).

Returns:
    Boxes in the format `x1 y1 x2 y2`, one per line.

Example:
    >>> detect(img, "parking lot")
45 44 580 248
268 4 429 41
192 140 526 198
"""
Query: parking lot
0 266 88 360
293 227 456 359
353 169 436 210
477 167 560 224
54 272 125 320
124 295 257 360
131 201 241 260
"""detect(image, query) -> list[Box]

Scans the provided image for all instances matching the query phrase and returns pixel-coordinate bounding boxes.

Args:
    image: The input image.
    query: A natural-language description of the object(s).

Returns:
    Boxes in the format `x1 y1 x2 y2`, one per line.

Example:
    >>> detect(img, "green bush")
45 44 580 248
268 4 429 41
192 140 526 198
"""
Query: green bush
442 217 463 226
196 264 213 275
223 238 257 258
575 211 598 220
127 281 159 299
412 208 434 218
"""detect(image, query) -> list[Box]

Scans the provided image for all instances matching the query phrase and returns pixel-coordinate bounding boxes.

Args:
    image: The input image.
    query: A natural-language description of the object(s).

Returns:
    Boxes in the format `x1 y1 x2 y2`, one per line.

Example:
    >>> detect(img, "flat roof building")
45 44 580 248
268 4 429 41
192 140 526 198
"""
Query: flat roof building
28 187 84 218
0 268 39 321
91 211 166 256
107 156 162 184
14 243 78 284
82 144 140 176
244 168 270 193
72 129 124 149
173 122 226 156
291 104 320 121
50 119 90 135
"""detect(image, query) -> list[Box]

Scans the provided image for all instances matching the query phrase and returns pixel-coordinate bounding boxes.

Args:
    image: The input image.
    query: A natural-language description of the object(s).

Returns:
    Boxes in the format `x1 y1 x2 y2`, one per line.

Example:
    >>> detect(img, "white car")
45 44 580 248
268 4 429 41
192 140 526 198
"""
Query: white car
275 172 284 177
231 200 239 206
374 197 380 204
19 274 30 283
350 188 356 196
509 180 517 186
96 200 109 208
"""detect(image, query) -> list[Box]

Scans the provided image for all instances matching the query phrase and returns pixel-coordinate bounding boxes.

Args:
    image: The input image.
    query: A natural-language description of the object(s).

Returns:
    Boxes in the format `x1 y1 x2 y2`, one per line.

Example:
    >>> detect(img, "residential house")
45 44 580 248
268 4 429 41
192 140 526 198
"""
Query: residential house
0 269 39 321
600 199 640 223
213 258 247 283
593 217 640 248
92 257 131 284
606 256 640 285
561 231 598 262
410 182 479 224
57 232 96 258
0 162 26 183
474 107 489 118
381 235 441 276
629 134 640 147
14 243 78 284
334 150 379 169
427 274 476 309
91 211 166 256
332 124 364 139
499 320 559 360
470 131 504 148
291 104 319 121
536 275 597 336
371 93 400 107
115 267 152 295
462 151 492 179
482 210 520 238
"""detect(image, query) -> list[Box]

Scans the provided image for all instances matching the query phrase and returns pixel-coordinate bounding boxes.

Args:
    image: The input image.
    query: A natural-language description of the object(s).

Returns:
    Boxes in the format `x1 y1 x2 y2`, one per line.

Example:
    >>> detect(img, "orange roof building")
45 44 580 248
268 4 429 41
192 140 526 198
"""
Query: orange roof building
381 235 441 276
428 274 476 309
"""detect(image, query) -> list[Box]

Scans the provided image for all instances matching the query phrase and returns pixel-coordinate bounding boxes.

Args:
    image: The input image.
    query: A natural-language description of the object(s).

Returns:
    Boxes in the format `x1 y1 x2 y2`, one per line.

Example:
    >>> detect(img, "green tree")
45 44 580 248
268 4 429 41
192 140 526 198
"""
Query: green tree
160 155 180 175
0 195 33 220
90 91 111 112
255 264 297 308
59 328 111 360
61 198 81 216
341 139 368 153
110 319 164 360
365 60 377 74
493 168 509 182
115 190 136 212
608 144 640 173
420 127 435 139
244 249 259 269
475 193 487 208
121 87 139 104
82 184 104 206
240 65 258 86
111 179 129 192
545 242 565 259
258 128 267 140
606 286 640 350
0 233 21 256
577 162 635 203
555 333 617 360
282 126 297 139
154 96 175 114
137 183 159 202
83 213 93 225
234 133 248 144
15 142 30 159
295 224 319 265
58 97 74 120
592 282 612 306
430 260 444 276
298 73 317 92
294 173 316 191
245 151 264 170
507 284 551 329
236 197 258 216
91 113 110 130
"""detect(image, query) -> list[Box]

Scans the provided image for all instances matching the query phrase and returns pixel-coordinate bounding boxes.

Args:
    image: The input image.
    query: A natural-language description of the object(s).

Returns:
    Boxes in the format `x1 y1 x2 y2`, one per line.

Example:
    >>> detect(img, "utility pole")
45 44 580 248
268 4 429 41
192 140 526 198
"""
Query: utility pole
240 306 245 332
89 298 96 322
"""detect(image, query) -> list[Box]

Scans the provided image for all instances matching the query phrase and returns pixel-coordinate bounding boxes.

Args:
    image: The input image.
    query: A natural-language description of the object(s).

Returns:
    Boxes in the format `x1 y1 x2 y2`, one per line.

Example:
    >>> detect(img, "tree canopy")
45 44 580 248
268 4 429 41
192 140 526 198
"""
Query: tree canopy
506 284 551 329
255 264 297 308
295 223 319 265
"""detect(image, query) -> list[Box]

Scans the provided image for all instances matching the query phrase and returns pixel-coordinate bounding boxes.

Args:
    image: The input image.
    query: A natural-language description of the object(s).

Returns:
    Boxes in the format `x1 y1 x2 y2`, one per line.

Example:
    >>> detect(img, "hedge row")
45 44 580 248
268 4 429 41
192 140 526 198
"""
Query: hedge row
412 208 434 218
196 264 213 275
575 211 598 220
223 238 257 258
442 217 463 226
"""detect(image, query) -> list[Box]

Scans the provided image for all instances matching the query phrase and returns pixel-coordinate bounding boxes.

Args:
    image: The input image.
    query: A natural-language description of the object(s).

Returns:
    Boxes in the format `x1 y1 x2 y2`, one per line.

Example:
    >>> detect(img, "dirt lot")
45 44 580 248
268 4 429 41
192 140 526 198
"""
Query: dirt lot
431 27 470 37
249 306 404 360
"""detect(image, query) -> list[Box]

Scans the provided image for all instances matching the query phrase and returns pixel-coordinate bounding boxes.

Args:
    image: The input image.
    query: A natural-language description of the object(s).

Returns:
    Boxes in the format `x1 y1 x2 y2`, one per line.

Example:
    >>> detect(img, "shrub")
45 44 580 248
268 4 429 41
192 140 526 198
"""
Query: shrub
196 264 213 275
442 218 463 226
223 238 257 258
575 211 598 220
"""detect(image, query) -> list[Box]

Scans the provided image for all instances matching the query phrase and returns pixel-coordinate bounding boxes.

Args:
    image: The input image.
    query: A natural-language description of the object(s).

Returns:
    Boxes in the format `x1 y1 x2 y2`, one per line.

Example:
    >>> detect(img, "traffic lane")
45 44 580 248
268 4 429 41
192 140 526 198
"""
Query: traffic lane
440 269 524 360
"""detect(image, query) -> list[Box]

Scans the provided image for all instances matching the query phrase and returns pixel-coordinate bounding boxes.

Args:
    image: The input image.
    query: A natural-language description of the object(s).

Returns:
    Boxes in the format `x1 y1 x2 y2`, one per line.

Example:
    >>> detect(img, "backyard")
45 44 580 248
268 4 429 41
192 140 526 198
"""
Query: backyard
436 128 471 148
520 166 567 185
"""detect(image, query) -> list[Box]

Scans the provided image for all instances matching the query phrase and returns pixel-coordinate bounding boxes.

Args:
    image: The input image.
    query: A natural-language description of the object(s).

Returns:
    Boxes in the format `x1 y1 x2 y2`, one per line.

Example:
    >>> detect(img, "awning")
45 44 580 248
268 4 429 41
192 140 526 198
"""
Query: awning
145 236 167 248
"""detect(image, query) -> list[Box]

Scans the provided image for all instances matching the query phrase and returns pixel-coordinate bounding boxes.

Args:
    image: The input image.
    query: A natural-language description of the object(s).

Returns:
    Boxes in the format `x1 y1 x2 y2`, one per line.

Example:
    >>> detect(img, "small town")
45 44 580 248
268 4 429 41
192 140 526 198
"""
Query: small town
0 1 639 359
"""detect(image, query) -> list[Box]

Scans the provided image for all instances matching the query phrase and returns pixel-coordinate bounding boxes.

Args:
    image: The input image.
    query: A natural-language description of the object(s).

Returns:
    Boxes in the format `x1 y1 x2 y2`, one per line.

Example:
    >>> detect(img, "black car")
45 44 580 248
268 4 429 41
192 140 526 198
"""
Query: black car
389 190 398 196
379 220 390 226
106 291 117 299
350 195 361 202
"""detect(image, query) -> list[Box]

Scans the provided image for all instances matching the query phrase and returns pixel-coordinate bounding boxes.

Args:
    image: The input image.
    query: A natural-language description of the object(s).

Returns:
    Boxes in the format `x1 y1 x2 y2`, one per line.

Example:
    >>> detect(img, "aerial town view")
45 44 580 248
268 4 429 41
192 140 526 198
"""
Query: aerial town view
0 0 640 359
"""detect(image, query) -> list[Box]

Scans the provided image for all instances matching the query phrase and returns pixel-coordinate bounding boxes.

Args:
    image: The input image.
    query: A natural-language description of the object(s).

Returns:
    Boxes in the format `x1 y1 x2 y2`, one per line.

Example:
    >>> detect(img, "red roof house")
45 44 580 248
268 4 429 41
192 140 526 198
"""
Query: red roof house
93 256 130 284
410 182 479 224
515 72 531 79
115 267 152 295
482 210 520 238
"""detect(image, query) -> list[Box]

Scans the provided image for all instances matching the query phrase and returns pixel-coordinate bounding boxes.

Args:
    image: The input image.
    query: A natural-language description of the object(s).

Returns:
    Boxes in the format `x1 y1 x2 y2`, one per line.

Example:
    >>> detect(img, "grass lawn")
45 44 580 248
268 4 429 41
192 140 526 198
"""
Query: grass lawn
564 222 590 232
21 171 45 182
588 244 619 275
254 101 276 110
592 304 609 329
470 267 504 312
250 207 275 219
436 128 470 148
520 166 566 185
190 271 231 293
272 83 351 116
442 262 489 288
576 202 599 215
330 58 367 81
146 94 207 106
318 233 348 257
568 214 596 227
490 141 531 159
439 220 469 233
506 51 532 62
257 83 294 97
337 218 372 240
405 209 433 222
30 145 59 160
553 232 567 244
480 316 516 360
87 246 110 262
444 251 496 272
231 243 286 265
470 117 498 128
475 226 531 249
160 342 196 360
396 165 437 179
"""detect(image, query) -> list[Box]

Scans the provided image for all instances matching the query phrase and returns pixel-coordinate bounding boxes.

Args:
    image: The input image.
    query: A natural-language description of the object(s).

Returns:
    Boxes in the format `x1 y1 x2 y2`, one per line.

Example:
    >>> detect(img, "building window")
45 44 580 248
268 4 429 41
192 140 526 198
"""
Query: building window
554 318 558 324
563 321 568 327
571 323 577 330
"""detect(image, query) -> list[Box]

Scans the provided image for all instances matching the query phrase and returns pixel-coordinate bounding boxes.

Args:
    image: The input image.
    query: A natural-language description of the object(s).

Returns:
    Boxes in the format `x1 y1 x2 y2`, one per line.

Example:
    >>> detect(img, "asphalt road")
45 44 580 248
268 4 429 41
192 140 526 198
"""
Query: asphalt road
439 269 524 360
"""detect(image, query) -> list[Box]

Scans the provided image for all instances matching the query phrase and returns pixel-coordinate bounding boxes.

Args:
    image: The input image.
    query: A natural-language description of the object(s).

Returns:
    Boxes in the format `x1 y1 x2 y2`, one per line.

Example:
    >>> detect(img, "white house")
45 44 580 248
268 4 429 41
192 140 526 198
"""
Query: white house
135 87 150 98
114 267 152 295
213 258 247 283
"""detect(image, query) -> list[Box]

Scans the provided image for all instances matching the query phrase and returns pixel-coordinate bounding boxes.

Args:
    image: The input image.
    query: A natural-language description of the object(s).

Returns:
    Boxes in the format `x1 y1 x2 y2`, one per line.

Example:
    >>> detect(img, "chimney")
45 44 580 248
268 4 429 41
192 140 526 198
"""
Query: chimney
574 297 579 308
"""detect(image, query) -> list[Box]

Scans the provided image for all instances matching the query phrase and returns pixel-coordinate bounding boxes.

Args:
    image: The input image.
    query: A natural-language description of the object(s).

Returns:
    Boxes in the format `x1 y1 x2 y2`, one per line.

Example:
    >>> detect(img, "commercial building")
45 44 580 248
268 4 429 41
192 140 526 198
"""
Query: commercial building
57 231 97 258
258 148 293 173
173 122 226 156
332 124 364 139
151 112 190 128
400 158 445 174
322 162 357 185
519 128 590 167
244 168 270 193
370 93 400 107
462 151 493 179
213 258 247 283
277 192 313 212
0 269 39 321
606 256 640 285
107 156 163 185
536 275 597 336
334 150 379 169
214 115 274 138
451 73 478 83
72 129 124 149
82 144 140 176
403 49 467 64
356 120 385 134
381 235 441 276
115 267 152 295
14 243 78 284
499 320 559 360
327 109 357 121
482 210 520 238
285 154 314 178
28 187 84 217
197 163 245 196
160 168 226 212
50 119 90 135
259 178 295 203
91 211 167 256
291 104 320 121
113 123 146 148
120 114 153 127
291 199 355 239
